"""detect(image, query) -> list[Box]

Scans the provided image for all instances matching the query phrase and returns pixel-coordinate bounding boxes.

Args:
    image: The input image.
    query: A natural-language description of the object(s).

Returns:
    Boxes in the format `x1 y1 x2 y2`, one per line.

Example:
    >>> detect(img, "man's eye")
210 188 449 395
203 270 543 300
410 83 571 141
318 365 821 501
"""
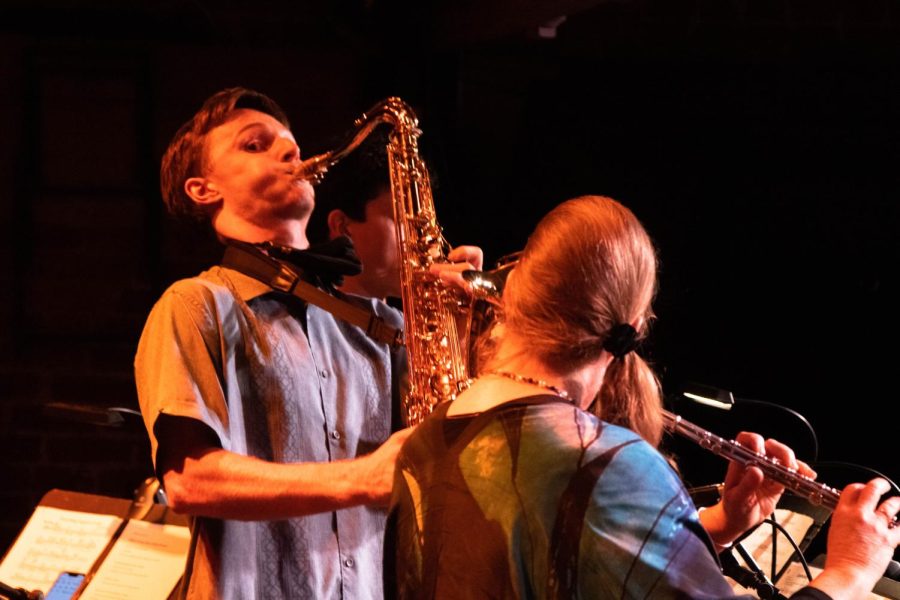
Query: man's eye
244 139 263 152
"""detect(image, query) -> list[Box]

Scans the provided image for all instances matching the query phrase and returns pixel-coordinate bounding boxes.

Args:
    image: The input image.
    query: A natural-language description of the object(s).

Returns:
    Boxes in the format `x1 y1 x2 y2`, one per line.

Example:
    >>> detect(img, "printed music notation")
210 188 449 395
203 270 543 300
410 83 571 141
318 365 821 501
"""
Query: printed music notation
778 563 891 599
0 506 123 593
79 519 190 600
726 508 895 598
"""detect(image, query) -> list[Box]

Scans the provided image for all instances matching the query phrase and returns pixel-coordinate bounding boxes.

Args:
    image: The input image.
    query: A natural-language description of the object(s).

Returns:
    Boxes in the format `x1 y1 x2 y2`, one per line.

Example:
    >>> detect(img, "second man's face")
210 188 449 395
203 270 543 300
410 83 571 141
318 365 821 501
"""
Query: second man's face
346 190 401 298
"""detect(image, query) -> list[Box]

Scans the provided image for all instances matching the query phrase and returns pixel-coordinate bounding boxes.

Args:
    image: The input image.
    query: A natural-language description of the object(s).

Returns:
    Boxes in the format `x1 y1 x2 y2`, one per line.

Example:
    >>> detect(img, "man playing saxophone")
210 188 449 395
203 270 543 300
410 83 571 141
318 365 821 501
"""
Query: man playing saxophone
134 87 481 599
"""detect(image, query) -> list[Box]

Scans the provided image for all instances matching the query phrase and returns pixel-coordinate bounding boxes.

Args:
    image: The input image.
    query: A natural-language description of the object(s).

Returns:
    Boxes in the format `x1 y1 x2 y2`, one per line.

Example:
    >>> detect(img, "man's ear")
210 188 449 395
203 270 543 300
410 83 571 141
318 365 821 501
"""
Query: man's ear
184 176 222 208
327 209 351 240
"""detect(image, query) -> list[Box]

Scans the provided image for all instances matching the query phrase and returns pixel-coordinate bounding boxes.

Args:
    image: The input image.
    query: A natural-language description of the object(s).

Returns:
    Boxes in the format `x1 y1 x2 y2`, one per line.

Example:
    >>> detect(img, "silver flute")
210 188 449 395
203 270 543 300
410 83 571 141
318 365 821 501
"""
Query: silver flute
666 409 898 527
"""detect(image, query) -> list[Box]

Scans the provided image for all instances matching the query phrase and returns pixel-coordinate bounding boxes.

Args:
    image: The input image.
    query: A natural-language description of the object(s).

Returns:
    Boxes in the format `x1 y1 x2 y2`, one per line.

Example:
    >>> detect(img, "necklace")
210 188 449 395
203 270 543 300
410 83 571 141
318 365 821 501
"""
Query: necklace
483 370 571 401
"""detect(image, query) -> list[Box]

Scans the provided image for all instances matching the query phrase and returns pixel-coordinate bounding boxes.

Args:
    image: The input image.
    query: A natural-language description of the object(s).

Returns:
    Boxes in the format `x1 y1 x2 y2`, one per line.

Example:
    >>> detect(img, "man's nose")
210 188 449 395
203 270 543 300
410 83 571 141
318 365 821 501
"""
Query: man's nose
280 141 300 163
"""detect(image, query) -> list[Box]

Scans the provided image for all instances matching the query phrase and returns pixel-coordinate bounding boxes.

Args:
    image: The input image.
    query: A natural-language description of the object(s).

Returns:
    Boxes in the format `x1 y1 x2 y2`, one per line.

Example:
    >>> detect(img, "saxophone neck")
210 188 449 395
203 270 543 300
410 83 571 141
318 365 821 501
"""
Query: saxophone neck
291 97 421 185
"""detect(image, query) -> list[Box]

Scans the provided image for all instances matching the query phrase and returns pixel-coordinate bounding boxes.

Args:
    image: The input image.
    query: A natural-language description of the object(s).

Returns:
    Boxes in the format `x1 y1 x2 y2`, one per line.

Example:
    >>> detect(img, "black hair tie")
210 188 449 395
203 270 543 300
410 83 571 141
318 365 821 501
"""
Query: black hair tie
602 323 640 359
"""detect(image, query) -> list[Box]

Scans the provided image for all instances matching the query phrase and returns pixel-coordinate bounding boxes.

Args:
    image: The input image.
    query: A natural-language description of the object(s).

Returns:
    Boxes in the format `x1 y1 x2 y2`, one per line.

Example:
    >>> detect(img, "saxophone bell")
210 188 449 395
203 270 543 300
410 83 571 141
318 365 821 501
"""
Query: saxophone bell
460 251 523 376
462 264 513 307
461 251 521 306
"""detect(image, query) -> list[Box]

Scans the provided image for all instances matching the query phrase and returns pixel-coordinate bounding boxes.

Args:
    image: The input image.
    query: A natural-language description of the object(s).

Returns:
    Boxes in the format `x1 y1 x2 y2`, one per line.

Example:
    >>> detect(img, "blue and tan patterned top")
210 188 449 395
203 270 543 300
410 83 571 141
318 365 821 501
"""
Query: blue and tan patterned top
386 395 827 599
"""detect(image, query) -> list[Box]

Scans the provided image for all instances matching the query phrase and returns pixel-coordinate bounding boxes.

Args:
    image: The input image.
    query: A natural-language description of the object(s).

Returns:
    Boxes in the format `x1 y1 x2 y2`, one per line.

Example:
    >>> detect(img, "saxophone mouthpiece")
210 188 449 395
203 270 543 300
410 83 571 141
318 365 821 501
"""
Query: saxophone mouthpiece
291 153 331 185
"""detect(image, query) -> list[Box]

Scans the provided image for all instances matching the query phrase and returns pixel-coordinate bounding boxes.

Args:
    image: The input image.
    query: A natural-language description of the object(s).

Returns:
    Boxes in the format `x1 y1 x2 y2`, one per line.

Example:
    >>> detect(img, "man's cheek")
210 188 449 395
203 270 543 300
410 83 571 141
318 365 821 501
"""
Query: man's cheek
251 173 281 196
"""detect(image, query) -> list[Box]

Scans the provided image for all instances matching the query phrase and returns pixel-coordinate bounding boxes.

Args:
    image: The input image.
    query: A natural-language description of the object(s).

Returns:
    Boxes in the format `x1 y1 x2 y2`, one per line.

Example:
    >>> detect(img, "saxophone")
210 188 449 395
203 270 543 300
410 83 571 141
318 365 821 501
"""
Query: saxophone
294 97 470 425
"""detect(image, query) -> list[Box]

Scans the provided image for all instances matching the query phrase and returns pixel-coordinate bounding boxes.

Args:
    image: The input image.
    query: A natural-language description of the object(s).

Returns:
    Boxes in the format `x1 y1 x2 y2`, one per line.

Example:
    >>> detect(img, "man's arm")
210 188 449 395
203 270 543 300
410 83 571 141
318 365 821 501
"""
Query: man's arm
156 415 412 520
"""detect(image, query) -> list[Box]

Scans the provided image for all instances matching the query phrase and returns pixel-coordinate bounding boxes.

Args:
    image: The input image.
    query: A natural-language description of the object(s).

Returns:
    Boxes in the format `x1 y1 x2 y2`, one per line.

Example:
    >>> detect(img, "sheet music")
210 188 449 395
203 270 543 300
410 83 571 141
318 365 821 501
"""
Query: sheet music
743 508 815 575
79 519 190 600
777 562 890 599
0 506 122 593
726 508 814 594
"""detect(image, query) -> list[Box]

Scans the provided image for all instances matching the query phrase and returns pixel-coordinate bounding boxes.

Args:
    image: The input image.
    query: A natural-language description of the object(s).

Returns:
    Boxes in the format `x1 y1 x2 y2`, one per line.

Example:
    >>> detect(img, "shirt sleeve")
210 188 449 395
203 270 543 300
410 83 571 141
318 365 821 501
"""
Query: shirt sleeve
576 434 752 599
790 588 833 600
134 282 232 468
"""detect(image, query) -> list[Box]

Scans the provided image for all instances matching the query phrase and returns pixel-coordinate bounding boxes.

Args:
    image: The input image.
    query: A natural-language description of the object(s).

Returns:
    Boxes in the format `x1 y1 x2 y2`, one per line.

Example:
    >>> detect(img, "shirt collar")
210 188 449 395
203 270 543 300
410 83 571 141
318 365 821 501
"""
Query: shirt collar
214 266 276 302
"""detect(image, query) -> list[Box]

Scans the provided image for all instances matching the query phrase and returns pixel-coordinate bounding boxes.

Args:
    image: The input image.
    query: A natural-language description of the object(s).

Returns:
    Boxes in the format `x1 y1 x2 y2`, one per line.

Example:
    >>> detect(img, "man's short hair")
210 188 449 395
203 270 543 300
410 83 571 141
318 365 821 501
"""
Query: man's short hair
160 87 290 220
306 126 392 244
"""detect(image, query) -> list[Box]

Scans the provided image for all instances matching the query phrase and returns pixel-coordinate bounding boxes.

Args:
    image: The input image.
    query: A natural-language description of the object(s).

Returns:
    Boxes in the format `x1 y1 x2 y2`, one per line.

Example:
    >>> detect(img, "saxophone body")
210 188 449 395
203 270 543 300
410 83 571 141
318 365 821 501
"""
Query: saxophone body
295 97 469 425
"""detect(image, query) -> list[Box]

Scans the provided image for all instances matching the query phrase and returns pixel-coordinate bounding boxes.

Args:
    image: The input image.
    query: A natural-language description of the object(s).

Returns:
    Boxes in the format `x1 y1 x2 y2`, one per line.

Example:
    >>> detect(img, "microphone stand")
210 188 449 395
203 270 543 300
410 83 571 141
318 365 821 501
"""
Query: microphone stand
720 542 790 600
68 478 162 599
0 580 43 599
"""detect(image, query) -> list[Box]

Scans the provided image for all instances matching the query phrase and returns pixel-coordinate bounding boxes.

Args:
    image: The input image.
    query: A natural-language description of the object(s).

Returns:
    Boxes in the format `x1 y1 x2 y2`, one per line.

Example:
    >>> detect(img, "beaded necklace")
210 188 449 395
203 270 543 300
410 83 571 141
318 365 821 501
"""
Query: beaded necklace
481 370 571 401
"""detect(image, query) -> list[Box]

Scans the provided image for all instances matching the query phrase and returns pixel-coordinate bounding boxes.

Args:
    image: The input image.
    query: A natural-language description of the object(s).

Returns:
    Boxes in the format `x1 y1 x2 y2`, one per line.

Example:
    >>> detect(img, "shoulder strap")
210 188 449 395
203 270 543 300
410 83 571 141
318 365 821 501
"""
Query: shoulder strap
221 241 404 349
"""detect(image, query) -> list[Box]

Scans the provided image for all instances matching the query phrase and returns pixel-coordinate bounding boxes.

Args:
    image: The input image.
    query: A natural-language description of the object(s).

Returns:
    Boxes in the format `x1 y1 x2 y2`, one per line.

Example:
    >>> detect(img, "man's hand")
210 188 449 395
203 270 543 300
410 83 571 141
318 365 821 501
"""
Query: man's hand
430 245 484 294
355 427 415 506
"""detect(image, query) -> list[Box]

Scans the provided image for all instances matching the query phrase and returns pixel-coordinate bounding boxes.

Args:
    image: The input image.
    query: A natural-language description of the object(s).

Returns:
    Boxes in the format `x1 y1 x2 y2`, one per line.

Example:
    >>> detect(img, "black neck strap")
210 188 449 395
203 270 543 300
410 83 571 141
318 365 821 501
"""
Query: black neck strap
221 241 404 349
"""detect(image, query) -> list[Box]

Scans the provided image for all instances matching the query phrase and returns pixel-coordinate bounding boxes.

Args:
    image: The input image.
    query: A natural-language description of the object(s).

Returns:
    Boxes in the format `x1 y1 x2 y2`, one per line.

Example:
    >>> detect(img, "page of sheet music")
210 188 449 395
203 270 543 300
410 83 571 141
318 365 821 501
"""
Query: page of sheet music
0 506 123 593
744 508 814 575
79 519 190 600
777 562 890 599
726 508 814 594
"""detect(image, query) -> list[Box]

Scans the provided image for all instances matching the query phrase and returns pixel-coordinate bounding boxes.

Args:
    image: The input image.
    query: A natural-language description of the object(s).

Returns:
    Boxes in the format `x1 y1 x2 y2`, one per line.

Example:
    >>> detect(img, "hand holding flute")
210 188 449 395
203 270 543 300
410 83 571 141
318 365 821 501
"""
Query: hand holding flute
668 411 900 598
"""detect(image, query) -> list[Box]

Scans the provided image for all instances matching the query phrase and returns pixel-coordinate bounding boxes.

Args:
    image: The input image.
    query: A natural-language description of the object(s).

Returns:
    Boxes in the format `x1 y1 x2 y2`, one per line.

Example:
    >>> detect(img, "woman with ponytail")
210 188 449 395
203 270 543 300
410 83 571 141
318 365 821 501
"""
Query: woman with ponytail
386 196 900 599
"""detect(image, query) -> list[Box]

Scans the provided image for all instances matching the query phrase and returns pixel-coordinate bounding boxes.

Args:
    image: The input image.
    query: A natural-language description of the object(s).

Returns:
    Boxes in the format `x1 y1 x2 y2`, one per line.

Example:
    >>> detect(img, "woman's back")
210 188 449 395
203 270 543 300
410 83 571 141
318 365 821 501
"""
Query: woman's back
386 396 737 599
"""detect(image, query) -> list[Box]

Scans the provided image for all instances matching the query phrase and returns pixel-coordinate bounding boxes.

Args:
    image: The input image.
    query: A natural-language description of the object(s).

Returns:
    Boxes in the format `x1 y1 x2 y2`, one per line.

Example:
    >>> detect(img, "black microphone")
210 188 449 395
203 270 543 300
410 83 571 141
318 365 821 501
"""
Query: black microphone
41 402 142 428
720 544 789 600
126 477 162 521
884 559 900 581
0 580 43 599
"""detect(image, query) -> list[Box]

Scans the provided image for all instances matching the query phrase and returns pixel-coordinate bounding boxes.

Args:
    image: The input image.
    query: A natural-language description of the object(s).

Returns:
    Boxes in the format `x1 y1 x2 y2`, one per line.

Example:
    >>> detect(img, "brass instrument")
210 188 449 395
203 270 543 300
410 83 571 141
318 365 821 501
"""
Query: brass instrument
461 251 521 373
462 251 520 307
294 97 469 426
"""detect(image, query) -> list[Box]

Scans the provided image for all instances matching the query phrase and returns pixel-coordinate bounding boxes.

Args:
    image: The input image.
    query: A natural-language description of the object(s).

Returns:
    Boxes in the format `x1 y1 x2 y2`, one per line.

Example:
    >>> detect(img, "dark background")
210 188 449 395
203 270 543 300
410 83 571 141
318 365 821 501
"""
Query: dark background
1 0 898 554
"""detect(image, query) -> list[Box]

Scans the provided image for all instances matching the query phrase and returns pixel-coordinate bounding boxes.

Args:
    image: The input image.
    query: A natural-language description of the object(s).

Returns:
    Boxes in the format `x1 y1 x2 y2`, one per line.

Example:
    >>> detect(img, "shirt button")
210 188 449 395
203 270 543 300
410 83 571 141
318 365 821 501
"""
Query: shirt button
331 430 341 441
344 557 354 568
319 369 329 378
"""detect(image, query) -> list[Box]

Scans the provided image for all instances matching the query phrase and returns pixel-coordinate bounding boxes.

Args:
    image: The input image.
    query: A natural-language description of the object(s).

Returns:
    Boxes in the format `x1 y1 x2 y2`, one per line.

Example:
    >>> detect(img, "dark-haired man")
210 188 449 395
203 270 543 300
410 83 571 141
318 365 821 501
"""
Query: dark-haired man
308 127 400 302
